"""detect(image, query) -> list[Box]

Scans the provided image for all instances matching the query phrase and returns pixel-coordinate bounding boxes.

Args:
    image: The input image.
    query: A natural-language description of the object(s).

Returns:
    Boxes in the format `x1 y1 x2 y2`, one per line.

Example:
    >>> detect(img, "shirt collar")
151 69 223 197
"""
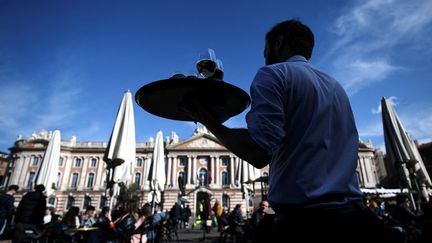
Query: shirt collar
286 55 307 62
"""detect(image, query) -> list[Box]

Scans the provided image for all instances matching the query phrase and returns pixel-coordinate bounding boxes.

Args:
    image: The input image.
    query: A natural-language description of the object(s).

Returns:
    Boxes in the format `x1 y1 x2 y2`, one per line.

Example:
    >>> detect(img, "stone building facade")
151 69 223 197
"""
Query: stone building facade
1 128 386 216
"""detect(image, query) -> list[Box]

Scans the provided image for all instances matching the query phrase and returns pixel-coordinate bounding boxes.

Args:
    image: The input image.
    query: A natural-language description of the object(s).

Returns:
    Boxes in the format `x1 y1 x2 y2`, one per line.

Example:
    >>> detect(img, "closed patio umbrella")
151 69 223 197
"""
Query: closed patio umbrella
381 97 431 208
237 159 258 213
35 130 61 200
147 130 166 212
103 90 136 212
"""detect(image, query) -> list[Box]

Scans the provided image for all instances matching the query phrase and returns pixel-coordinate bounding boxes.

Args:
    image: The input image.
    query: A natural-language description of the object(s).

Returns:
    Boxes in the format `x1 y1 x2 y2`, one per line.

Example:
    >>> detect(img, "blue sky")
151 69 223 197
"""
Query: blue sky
1 0 431 153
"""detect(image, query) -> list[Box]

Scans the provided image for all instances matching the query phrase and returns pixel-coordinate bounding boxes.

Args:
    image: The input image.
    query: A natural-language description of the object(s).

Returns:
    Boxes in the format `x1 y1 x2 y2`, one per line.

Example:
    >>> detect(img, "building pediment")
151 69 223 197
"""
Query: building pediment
168 134 226 150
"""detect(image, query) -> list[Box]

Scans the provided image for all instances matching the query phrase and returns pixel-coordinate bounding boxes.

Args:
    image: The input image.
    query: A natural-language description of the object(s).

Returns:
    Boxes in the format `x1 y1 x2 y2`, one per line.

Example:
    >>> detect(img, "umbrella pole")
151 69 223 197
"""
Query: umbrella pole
108 166 116 216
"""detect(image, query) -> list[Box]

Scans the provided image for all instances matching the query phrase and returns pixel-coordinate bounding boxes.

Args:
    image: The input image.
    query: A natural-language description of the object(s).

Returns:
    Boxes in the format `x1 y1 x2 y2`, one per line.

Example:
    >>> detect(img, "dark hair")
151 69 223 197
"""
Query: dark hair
266 19 314 60
8 185 19 191
101 206 110 215
86 205 95 211
35 184 45 192
396 193 410 204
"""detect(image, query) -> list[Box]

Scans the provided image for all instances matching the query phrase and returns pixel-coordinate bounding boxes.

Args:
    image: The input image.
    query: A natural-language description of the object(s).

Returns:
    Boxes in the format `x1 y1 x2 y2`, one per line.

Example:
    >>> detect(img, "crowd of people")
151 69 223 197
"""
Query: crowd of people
0 183 190 243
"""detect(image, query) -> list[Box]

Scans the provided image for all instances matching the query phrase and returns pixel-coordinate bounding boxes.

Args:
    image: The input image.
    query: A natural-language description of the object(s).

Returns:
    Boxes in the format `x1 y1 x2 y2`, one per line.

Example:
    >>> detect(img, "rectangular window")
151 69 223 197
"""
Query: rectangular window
71 173 79 188
87 173 94 188
221 156 230 166
136 158 143 167
179 156 187 167
32 156 39 166
75 158 81 167
90 158 97 167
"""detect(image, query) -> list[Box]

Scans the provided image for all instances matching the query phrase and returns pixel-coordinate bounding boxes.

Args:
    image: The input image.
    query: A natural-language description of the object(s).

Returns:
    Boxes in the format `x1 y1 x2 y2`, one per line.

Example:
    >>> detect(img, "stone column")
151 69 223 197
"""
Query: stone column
61 156 72 190
167 156 173 187
172 156 177 187
187 156 192 185
230 156 235 186
215 156 220 186
9 156 24 185
192 156 197 184
18 156 31 187
78 156 88 190
96 157 104 190
210 156 215 186
144 156 151 190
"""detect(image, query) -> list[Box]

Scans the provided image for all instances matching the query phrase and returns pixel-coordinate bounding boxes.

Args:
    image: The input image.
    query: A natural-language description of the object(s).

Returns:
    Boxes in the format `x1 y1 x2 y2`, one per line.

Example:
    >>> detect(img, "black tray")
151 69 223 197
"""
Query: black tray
135 77 251 123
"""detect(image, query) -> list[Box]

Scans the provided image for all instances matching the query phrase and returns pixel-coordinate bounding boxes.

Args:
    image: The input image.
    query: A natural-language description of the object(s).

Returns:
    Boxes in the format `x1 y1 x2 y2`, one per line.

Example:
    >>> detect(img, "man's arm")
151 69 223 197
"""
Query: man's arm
204 122 269 169
185 97 270 168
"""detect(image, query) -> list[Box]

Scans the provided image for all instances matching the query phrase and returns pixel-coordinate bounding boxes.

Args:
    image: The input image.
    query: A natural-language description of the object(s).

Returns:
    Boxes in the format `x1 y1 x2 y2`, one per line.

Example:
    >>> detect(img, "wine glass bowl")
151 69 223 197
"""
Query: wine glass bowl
196 48 217 78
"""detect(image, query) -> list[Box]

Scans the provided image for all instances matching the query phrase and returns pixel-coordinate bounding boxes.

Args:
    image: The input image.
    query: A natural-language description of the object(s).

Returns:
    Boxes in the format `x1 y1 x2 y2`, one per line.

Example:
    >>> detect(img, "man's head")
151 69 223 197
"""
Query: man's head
258 200 269 213
35 184 45 192
265 19 314 65
86 205 96 216
7 185 19 194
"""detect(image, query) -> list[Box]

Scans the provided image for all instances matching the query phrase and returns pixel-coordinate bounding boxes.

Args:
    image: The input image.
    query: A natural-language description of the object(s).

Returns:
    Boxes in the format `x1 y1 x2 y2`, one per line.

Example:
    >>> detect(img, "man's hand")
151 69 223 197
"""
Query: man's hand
180 95 270 169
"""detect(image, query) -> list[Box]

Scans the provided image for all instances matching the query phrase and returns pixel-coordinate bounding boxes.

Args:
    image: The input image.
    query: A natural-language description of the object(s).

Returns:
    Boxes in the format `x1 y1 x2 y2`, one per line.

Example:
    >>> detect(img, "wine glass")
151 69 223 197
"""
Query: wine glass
196 48 217 78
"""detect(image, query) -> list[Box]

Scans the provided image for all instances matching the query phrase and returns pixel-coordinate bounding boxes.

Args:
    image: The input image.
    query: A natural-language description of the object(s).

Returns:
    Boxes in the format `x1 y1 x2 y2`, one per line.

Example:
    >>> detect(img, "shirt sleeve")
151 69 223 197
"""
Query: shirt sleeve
246 66 287 155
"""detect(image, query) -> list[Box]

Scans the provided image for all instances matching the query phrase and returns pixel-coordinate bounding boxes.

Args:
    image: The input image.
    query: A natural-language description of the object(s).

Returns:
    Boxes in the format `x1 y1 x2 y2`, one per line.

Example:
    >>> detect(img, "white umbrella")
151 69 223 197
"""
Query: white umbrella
237 159 258 213
148 130 166 210
103 90 136 212
381 97 432 207
35 130 61 198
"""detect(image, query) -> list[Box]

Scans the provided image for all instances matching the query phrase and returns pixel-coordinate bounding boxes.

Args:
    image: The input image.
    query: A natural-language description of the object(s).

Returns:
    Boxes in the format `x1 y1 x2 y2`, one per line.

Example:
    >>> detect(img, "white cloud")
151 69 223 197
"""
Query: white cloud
399 105 432 143
0 82 37 131
371 96 398 114
359 101 432 153
323 0 432 95
359 121 383 138
0 67 88 151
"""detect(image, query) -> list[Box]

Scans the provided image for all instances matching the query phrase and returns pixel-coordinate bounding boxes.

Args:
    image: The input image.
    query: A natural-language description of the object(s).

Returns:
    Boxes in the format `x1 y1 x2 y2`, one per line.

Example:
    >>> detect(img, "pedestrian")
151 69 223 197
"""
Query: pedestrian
250 200 269 230
187 19 385 243
15 184 47 227
13 184 47 242
0 184 19 239
81 205 96 228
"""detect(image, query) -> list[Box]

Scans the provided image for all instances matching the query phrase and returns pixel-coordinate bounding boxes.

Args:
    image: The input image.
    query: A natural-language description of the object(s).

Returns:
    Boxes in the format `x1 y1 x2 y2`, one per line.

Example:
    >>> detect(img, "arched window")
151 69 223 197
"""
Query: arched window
178 171 185 185
222 194 230 208
87 173 95 188
57 172 61 188
135 173 141 185
27 171 35 188
221 171 229 186
199 168 208 185
71 173 79 188
66 196 75 209
84 196 91 209
99 196 107 209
